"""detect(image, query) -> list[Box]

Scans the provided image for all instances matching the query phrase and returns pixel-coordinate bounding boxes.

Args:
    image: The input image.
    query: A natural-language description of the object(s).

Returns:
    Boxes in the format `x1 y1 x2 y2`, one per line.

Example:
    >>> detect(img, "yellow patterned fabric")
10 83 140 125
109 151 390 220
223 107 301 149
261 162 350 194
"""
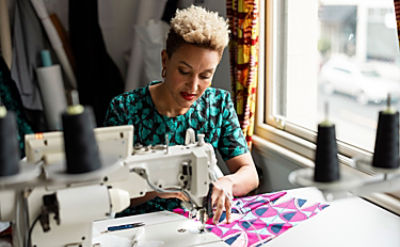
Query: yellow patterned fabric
226 0 259 149
395 0 400 48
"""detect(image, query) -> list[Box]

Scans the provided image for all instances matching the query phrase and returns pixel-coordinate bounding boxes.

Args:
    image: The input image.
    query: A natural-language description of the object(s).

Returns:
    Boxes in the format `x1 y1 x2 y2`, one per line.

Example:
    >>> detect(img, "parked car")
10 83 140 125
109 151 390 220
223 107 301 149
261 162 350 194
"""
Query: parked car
319 55 400 104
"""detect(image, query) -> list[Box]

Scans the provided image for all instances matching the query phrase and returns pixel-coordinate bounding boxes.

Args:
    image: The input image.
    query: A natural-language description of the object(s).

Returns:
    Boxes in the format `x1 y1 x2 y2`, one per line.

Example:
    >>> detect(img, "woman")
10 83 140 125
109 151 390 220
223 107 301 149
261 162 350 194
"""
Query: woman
104 5 259 224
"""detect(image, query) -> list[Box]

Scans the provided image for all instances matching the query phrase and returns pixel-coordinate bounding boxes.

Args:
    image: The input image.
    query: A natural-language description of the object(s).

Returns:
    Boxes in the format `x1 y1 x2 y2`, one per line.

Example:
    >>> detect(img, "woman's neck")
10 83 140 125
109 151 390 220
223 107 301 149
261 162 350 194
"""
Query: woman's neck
149 82 189 117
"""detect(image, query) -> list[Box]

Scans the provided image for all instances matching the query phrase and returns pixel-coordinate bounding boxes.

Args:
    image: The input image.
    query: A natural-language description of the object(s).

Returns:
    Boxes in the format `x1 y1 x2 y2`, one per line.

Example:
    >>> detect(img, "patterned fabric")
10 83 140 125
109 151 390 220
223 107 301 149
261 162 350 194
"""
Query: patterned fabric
104 80 249 216
395 0 400 47
227 0 260 149
174 191 329 247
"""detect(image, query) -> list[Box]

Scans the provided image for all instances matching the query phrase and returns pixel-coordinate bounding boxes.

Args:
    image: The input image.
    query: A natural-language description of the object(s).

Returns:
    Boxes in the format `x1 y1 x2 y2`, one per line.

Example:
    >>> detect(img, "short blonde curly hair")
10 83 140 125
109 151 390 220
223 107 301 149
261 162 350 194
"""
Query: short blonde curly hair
166 5 230 57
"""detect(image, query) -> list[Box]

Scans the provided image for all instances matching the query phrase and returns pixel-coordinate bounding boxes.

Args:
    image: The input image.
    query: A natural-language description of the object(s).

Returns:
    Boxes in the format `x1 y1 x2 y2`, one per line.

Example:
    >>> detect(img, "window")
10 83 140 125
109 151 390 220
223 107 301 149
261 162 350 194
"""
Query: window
257 0 400 160
256 0 400 212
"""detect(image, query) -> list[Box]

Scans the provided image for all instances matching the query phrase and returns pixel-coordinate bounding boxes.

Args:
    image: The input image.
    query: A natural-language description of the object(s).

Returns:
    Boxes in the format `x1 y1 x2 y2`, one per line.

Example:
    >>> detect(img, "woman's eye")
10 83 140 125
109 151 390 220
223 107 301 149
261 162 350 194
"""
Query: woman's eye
200 74 211 80
179 69 189 75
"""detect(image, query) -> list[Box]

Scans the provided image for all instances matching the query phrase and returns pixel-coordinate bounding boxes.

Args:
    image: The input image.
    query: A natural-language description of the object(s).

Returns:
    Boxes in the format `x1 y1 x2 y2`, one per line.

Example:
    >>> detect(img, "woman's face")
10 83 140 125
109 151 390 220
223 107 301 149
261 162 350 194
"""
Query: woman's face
161 43 221 112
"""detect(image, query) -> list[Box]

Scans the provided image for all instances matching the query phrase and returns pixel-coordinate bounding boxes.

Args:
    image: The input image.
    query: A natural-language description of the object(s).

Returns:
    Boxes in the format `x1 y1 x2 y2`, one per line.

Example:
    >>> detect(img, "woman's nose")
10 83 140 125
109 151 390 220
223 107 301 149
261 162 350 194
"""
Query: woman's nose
187 76 199 92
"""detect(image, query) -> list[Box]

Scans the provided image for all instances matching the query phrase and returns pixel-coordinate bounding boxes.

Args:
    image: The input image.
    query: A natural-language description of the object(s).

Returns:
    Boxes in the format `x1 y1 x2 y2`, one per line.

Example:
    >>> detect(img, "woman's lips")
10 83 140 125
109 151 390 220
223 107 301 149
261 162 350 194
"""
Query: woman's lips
181 92 196 101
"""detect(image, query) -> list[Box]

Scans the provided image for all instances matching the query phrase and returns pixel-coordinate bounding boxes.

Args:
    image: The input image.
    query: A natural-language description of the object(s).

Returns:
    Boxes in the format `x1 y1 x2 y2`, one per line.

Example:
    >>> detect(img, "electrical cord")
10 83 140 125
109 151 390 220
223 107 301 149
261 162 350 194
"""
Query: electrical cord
27 214 41 247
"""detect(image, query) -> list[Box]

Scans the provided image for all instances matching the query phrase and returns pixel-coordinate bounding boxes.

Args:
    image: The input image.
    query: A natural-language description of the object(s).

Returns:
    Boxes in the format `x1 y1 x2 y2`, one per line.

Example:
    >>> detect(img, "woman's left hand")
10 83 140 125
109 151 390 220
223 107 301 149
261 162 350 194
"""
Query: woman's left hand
211 176 234 224
157 191 189 202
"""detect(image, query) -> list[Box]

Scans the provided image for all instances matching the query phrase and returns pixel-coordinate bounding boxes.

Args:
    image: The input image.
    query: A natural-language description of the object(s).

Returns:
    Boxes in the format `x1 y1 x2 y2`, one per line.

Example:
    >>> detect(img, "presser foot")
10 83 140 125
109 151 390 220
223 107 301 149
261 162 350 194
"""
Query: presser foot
197 208 207 233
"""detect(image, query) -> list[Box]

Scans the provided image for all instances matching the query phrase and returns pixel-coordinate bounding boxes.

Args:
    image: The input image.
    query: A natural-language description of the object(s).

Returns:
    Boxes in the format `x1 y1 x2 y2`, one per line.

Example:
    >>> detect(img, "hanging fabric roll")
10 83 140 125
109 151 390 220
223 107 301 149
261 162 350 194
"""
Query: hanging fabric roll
49 13 76 75
10 0 50 111
36 50 67 131
69 0 124 126
0 0 12 69
30 0 77 90
124 0 167 91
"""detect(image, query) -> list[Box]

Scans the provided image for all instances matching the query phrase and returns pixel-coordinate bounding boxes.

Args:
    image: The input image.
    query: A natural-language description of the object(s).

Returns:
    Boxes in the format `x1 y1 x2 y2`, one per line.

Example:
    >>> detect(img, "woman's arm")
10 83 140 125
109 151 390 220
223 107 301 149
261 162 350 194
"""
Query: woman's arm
211 152 259 224
224 152 259 196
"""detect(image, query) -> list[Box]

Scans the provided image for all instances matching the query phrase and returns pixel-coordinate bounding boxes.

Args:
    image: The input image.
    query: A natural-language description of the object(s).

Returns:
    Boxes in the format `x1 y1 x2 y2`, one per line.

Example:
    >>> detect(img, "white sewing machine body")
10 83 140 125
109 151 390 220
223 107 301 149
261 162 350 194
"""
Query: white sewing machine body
92 210 229 247
0 125 222 247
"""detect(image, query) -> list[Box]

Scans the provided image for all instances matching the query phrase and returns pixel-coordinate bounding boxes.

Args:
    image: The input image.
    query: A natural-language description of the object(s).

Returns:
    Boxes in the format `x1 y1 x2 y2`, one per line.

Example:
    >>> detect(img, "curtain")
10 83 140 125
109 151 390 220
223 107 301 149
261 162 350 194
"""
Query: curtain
226 0 260 149
396 0 400 48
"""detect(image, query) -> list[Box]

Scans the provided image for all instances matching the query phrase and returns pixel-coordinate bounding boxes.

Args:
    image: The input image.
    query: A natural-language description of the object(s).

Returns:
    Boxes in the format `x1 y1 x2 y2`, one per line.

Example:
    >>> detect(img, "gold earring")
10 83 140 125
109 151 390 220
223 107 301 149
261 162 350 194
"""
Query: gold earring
162 68 166 78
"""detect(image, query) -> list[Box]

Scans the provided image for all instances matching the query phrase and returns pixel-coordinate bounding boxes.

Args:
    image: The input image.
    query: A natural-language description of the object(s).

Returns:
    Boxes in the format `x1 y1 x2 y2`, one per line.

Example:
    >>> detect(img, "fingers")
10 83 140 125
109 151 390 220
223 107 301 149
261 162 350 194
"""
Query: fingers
212 196 225 224
225 197 232 224
211 186 232 224
179 192 189 201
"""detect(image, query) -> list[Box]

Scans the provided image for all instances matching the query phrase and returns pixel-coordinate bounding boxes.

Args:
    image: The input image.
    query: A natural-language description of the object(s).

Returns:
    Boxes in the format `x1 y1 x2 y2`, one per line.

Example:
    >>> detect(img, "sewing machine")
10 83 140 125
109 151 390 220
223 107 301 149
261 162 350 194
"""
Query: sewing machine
0 125 225 247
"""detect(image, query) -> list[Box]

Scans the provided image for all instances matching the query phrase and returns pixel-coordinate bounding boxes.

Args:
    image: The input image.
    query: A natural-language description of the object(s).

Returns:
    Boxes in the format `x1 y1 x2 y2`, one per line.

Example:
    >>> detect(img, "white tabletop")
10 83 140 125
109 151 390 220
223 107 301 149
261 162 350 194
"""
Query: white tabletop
93 187 400 247
265 187 400 247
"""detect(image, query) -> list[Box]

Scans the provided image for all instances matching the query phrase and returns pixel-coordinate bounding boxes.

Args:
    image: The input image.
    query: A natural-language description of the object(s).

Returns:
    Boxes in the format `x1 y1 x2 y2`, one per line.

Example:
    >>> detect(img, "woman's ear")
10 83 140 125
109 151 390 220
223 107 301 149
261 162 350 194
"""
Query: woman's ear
161 50 168 68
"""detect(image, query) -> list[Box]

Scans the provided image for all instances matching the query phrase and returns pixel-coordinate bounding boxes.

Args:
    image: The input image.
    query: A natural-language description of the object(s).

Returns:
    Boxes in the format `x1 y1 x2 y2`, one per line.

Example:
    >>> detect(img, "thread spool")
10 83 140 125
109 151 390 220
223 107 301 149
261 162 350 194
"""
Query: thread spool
372 95 399 169
62 105 102 174
0 107 20 176
314 102 340 182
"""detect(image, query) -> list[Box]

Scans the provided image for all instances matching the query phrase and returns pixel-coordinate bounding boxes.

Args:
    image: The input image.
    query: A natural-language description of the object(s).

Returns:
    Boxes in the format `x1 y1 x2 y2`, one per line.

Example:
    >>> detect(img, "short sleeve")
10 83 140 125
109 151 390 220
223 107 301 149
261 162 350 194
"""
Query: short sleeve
103 96 126 126
218 92 249 161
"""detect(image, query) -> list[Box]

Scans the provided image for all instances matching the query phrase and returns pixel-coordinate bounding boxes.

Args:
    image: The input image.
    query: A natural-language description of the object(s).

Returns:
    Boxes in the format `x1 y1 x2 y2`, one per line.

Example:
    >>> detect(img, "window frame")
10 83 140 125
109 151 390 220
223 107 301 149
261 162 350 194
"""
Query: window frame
254 0 400 213
256 0 374 164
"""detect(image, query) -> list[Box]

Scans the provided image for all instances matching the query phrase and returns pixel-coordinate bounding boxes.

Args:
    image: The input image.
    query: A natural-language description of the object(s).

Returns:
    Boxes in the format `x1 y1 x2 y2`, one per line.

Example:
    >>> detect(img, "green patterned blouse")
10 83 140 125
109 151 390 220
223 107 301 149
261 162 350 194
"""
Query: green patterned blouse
104 81 248 216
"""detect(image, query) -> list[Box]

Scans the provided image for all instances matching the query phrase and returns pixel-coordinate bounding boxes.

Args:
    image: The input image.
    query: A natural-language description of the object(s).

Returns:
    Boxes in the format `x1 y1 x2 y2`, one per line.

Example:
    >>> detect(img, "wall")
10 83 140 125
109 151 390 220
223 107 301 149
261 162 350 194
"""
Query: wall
252 144 300 194
216 141 301 194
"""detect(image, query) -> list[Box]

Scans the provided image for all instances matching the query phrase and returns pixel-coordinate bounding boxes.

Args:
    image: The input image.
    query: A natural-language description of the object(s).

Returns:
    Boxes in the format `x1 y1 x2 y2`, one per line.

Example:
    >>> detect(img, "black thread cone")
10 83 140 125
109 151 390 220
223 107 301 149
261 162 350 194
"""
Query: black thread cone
372 111 399 169
62 107 102 174
0 112 20 176
314 124 340 182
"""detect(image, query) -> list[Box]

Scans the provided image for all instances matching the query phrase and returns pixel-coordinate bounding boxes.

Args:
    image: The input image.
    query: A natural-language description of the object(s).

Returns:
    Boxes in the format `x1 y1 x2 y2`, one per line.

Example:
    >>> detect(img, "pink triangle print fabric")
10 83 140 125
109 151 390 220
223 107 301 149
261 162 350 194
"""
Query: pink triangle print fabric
173 191 329 246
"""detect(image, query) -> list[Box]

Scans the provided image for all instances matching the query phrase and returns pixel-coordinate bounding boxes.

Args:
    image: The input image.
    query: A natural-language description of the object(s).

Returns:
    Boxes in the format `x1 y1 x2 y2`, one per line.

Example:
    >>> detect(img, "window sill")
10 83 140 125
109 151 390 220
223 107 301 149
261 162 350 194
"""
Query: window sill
252 132 400 215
